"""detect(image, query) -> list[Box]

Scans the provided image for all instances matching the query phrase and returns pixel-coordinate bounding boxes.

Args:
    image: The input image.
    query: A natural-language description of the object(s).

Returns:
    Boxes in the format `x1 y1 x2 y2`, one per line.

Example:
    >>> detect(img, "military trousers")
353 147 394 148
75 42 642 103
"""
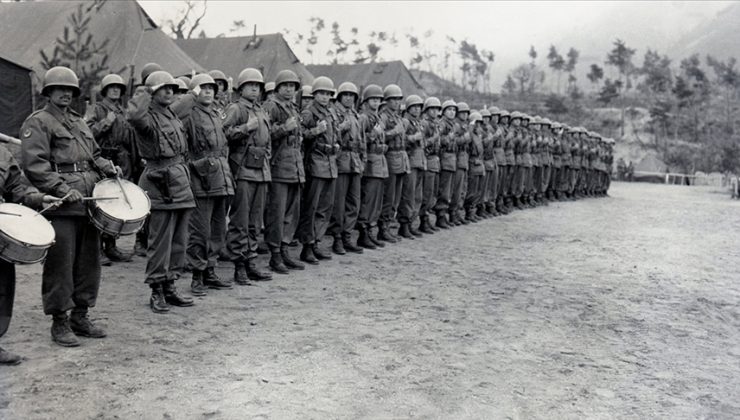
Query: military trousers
381 172 405 224
146 209 192 285
558 167 571 193
542 166 552 194
434 170 455 214
483 168 498 204
227 180 268 261
450 168 467 213
265 181 302 251
0 260 15 337
465 173 484 211
549 167 560 192
358 177 384 228
532 166 542 194
42 216 101 315
512 166 525 197
398 168 424 224
329 173 361 237
497 165 508 198
297 176 336 245
504 165 515 197
420 170 439 219
187 196 228 272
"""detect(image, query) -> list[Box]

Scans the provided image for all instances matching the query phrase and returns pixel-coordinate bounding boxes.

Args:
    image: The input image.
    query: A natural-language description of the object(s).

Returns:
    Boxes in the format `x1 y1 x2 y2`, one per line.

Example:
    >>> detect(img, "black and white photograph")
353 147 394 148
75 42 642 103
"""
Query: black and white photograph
0 0 738 418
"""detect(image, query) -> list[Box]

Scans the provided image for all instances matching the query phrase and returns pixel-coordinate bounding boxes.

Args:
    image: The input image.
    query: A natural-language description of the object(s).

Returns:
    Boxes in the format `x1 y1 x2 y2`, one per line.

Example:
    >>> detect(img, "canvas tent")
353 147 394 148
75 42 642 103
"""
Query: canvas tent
306 61 426 97
0 57 33 138
0 0 204 85
633 154 668 183
176 34 314 85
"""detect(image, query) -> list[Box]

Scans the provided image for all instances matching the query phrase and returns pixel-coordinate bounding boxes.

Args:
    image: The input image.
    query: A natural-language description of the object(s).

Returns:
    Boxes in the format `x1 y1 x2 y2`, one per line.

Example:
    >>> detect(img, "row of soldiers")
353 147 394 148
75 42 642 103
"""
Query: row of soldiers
0 63 613 362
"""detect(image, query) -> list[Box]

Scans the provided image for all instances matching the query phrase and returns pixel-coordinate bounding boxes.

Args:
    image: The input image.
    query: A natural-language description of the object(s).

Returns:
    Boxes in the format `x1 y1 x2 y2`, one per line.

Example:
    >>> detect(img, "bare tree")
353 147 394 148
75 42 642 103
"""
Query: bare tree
165 0 209 40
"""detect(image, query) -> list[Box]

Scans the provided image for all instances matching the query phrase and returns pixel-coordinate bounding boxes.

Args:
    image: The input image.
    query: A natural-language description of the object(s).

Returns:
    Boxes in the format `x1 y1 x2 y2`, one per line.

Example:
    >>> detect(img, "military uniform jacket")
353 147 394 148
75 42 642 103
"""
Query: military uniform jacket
88 98 136 178
359 109 388 178
552 142 562 168
301 102 339 179
454 119 470 170
21 103 114 216
469 128 486 176
512 127 525 166
421 115 440 173
403 114 425 171
0 145 44 208
522 141 533 168
263 97 306 183
173 93 235 198
561 140 572 168
127 93 195 210
380 108 410 175
482 125 496 171
438 117 458 172
334 102 365 175
532 139 542 167
224 97 272 182
493 125 507 166
570 143 581 169
504 127 516 166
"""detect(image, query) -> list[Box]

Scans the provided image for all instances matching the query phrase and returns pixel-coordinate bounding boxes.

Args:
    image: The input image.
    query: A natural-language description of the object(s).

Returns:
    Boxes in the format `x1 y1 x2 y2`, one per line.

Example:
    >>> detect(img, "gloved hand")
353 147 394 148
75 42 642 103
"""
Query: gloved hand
63 189 84 203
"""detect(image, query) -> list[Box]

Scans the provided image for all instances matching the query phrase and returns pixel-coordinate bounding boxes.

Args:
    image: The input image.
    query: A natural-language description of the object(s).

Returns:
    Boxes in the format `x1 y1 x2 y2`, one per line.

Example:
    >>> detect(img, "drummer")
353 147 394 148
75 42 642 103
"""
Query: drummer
0 144 60 365
20 66 120 348
87 73 137 264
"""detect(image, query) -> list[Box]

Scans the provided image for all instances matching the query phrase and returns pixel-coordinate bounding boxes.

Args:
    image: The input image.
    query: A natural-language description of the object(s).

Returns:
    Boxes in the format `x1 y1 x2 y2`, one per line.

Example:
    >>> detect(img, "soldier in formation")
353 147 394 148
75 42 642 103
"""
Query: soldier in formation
10 64 614 338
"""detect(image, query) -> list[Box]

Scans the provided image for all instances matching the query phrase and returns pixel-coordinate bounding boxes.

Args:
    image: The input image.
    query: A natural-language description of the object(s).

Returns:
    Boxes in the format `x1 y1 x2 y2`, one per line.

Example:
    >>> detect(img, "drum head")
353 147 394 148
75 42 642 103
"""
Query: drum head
92 179 151 220
0 203 55 246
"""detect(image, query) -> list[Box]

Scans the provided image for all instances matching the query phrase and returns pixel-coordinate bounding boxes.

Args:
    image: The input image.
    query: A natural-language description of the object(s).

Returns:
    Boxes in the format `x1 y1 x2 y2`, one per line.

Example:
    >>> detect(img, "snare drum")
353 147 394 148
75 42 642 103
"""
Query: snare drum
0 203 55 264
88 178 150 236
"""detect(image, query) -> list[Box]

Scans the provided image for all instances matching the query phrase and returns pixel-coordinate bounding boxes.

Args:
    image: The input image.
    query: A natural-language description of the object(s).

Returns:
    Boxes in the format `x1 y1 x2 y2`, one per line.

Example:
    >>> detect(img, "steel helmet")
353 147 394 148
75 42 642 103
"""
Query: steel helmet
488 106 501 115
422 97 441 112
190 73 217 92
100 73 126 95
469 111 483 124
301 85 314 99
140 63 163 84
42 66 81 97
480 108 491 118
177 75 191 86
145 70 179 93
441 100 457 111
499 110 510 119
383 84 403 100
236 68 265 91
510 111 524 120
174 78 189 92
404 94 423 109
208 70 228 85
275 70 301 89
456 102 470 113
361 84 383 102
311 76 335 95
337 81 359 98
551 121 562 129
530 116 542 125
540 118 552 126
264 82 276 94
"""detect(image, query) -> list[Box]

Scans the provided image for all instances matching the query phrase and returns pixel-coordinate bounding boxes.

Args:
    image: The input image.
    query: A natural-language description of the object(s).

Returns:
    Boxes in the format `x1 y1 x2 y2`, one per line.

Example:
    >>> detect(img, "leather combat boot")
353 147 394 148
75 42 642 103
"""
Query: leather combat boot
204 267 232 289
150 285 171 313
377 223 397 243
419 216 434 234
281 246 305 270
398 223 415 240
246 259 273 281
269 250 289 274
358 227 377 250
300 244 319 265
70 308 106 338
331 236 346 255
313 243 333 260
409 221 423 237
163 282 194 307
190 270 208 296
369 227 385 248
233 263 253 286
435 213 450 229
342 233 364 254
51 313 80 347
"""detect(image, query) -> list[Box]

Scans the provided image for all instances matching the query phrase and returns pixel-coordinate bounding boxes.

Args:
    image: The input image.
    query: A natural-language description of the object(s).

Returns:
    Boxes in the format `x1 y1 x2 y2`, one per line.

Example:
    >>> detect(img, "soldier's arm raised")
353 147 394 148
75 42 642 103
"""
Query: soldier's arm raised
126 91 155 135
170 92 196 120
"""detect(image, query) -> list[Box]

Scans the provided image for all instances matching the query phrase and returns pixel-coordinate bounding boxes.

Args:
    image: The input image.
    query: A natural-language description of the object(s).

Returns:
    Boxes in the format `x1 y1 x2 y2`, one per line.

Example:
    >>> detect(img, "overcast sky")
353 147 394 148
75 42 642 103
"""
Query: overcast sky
139 1 732 87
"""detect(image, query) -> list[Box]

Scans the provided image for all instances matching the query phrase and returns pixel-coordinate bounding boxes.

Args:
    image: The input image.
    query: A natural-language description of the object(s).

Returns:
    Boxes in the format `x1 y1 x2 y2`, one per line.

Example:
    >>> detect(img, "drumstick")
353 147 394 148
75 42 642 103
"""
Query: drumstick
0 210 22 217
82 196 119 201
115 177 133 209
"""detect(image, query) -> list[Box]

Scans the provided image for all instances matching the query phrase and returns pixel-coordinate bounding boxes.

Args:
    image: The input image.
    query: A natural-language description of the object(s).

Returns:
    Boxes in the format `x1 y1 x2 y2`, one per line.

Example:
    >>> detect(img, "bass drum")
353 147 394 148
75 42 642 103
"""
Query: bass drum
0 203 55 264
88 178 151 236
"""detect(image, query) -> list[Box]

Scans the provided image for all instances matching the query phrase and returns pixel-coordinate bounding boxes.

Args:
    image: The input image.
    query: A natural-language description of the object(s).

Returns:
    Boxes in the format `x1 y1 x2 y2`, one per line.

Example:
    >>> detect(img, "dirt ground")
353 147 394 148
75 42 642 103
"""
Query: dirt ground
1 182 739 419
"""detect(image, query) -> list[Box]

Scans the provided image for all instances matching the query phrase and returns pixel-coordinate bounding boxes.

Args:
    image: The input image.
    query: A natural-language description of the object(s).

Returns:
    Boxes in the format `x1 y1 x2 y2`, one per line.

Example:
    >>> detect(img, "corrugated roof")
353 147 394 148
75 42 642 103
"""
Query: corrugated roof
176 34 314 84
306 61 426 97
0 0 203 82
